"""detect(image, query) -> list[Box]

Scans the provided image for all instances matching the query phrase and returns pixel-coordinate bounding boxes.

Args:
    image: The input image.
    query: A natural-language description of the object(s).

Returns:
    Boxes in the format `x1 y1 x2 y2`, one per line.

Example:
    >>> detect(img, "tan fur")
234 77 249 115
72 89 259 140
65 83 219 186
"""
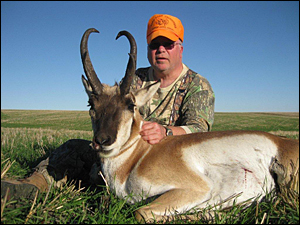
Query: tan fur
116 140 150 184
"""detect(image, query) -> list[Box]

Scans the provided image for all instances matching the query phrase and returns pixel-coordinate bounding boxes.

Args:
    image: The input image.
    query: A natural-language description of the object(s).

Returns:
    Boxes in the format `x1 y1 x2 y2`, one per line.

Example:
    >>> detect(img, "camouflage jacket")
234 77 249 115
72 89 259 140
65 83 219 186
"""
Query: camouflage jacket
130 64 215 133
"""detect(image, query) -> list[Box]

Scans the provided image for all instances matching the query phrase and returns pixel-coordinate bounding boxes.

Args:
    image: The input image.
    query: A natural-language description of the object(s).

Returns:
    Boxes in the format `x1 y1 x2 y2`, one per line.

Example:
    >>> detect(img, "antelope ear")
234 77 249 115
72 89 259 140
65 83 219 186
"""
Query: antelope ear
132 80 160 107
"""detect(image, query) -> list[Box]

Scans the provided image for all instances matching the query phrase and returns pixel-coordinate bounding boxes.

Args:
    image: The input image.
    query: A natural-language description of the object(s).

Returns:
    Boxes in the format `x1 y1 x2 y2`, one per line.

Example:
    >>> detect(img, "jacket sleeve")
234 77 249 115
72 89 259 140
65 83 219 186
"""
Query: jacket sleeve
178 74 215 133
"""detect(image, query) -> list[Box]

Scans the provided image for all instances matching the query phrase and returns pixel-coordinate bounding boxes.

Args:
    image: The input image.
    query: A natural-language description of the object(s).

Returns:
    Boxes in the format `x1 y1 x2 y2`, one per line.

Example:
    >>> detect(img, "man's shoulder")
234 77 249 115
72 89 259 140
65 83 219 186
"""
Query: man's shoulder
131 67 151 90
135 67 151 81
184 67 212 88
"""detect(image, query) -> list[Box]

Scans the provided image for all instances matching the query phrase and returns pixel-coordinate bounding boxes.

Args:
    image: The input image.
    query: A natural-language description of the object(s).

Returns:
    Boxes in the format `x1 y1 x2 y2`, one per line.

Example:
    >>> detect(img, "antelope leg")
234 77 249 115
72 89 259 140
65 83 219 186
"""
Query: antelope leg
135 188 210 223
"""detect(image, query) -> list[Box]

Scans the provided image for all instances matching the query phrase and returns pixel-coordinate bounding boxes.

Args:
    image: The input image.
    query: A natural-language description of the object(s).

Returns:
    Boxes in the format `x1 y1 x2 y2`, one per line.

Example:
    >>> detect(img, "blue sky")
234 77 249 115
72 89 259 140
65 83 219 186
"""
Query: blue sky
1 1 299 112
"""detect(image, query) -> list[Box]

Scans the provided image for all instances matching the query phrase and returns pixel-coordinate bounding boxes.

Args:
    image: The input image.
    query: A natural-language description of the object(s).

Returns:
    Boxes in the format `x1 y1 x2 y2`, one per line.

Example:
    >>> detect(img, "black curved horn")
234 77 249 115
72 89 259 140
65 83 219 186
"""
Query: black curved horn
80 28 102 95
116 31 137 95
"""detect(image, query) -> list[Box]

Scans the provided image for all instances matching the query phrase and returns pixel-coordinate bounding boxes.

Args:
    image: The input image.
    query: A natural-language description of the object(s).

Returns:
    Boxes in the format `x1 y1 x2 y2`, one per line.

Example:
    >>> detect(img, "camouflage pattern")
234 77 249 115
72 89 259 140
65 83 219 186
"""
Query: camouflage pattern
131 64 215 133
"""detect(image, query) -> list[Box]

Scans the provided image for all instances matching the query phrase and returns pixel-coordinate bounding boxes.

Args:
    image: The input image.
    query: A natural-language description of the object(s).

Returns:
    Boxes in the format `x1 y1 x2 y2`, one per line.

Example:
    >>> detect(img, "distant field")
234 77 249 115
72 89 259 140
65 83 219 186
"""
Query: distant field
213 112 299 138
1 109 299 138
1 109 92 131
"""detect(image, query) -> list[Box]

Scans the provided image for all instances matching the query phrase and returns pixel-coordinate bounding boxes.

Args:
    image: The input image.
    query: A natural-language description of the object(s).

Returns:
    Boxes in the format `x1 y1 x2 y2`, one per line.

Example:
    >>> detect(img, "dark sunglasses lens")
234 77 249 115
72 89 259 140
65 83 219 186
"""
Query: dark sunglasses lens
164 43 174 49
149 42 174 50
149 43 159 50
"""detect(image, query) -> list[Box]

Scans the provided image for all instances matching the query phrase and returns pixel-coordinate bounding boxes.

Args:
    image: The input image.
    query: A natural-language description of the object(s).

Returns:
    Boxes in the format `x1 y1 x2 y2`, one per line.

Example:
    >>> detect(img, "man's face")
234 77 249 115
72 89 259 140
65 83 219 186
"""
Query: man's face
147 36 183 75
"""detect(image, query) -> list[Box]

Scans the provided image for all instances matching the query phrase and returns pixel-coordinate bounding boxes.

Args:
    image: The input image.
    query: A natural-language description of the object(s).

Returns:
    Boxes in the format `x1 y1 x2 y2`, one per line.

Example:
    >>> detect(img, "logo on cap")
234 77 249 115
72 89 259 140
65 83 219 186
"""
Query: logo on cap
155 18 169 27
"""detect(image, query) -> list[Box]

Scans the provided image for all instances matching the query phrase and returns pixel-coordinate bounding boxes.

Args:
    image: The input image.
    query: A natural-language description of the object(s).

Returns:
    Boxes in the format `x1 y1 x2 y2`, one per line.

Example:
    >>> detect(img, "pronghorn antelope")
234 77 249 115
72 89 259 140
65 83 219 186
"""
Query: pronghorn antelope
80 28 299 222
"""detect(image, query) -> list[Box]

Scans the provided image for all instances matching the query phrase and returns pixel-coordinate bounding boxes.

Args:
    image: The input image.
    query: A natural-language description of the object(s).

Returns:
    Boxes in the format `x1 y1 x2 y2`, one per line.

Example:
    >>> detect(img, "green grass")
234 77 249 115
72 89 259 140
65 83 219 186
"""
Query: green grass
1 110 299 224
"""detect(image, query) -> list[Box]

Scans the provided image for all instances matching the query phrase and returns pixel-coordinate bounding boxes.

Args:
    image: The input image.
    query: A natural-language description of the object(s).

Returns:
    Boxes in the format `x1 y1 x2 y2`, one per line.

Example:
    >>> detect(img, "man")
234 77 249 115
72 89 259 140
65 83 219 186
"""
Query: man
1 14 215 200
135 14 214 144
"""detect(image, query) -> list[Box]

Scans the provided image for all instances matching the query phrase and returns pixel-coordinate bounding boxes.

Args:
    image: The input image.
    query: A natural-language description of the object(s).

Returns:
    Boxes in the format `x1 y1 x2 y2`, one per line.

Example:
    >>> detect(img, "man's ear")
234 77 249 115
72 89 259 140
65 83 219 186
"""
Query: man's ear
131 80 160 107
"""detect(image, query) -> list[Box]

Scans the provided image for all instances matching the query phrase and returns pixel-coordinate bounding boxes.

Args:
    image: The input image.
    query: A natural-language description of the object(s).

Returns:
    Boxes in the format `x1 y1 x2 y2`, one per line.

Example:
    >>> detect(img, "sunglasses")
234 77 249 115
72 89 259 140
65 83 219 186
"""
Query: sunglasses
148 42 182 50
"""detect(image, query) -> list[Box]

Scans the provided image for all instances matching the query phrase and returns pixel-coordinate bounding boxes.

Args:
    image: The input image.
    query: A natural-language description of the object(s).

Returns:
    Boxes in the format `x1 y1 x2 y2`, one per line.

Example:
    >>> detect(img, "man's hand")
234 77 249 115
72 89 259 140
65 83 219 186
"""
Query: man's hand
140 121 166 145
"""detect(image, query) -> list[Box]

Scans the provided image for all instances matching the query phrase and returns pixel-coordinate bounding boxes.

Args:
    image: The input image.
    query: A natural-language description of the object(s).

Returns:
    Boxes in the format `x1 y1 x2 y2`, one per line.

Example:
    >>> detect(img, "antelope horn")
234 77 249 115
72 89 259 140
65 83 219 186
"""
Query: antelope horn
116 30 137 95
80 28 103 95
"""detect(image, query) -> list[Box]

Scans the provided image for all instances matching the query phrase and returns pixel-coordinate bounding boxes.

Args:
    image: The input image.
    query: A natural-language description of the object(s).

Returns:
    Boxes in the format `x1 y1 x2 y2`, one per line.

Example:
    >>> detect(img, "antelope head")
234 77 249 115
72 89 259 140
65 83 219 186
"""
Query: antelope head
80 28 160 158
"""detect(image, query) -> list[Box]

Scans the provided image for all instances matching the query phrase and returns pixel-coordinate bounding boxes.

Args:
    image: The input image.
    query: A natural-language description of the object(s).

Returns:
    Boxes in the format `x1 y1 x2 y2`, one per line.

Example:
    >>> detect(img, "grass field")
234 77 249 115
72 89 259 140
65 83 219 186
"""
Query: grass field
1 110 299 224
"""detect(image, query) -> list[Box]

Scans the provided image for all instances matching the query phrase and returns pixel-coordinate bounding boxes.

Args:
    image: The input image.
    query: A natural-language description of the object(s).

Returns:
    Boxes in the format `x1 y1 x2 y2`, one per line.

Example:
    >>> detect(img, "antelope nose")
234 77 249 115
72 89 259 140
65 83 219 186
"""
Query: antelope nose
94 136 111 146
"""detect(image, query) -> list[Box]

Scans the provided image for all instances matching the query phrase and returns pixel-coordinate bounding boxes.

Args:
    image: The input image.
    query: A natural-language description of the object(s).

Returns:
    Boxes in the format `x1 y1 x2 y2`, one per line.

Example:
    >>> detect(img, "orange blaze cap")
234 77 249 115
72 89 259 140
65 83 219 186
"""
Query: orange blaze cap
147 14 184 44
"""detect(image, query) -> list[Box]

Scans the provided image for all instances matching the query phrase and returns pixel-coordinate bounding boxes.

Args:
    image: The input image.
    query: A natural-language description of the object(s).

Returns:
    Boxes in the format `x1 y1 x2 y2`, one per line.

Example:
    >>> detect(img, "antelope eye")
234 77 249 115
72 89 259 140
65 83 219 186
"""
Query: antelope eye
128 103 135 112
89 109 96 118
